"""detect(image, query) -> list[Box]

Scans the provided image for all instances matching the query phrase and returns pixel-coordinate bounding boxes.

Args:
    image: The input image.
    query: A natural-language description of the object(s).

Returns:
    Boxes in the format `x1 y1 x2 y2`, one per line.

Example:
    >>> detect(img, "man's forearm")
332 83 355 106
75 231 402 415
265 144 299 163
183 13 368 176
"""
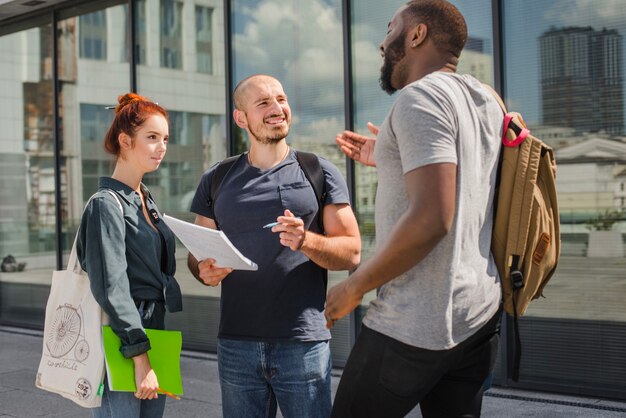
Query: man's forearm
299 231 361 271
187 253 203 283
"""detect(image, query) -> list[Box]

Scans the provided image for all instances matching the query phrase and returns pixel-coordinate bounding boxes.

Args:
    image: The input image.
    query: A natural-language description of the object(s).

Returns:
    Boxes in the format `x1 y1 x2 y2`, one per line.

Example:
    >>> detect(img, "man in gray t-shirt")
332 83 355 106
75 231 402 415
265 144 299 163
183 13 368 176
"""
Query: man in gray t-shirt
326 1 503 417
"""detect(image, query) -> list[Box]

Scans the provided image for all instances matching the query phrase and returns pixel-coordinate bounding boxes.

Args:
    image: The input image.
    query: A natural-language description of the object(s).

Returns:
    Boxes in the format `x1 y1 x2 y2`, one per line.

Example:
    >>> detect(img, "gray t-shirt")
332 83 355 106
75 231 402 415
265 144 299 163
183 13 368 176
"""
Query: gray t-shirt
363 72 503 350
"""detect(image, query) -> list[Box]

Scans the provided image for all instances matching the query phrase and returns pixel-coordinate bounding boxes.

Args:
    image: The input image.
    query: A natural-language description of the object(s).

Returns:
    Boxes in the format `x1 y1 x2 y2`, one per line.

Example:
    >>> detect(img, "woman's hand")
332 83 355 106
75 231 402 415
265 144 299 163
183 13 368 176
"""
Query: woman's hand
133 353 159 400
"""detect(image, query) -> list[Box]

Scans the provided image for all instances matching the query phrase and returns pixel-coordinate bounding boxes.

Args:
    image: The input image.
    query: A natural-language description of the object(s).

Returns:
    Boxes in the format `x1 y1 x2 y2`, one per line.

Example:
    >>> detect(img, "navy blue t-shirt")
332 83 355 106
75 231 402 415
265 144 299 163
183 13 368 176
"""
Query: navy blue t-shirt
190 149 350 342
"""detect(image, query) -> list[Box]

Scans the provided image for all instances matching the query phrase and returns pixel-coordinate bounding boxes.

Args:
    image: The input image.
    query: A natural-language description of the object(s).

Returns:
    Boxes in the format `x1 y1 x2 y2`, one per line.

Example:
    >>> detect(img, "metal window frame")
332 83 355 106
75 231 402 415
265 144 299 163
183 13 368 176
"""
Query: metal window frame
51 0 137 269
52 10 62 270
491 0 515 385
224 0 234 156
341 0 358 350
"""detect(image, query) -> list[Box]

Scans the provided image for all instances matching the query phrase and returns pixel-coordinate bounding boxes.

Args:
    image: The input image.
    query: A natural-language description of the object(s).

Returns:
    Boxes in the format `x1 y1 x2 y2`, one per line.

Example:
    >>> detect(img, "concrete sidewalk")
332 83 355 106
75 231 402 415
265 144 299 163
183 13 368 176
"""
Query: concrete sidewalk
2 327 626 418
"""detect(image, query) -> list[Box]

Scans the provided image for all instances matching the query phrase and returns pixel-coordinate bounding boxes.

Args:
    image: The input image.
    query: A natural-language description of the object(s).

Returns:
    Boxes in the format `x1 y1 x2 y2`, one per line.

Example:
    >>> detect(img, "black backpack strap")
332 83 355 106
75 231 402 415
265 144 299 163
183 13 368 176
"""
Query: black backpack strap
295 151 326 233
208 154 241 228
209 154 241 209
512 292 522 382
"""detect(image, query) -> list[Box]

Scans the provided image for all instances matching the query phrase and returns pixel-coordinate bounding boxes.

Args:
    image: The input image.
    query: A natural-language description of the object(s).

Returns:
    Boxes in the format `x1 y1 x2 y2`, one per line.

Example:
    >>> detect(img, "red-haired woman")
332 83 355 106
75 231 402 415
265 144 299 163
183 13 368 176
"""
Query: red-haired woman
76 93 182 418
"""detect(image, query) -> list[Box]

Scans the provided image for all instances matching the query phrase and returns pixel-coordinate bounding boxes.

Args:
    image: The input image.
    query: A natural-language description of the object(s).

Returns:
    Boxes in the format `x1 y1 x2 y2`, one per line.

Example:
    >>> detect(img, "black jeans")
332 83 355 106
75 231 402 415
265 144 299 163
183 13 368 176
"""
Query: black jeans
331 307 502 418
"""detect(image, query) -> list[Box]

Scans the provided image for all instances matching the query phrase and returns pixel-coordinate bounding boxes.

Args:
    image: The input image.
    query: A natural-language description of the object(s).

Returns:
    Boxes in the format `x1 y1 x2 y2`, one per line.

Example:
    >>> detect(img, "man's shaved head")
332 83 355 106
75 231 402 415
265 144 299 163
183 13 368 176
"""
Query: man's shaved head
233 74 280 111
231 74 291 144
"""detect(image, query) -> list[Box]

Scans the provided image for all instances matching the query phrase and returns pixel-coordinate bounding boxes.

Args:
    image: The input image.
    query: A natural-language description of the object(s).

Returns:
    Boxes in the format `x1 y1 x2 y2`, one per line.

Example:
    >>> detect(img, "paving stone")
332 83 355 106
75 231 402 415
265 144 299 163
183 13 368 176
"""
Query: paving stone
0 388 85 417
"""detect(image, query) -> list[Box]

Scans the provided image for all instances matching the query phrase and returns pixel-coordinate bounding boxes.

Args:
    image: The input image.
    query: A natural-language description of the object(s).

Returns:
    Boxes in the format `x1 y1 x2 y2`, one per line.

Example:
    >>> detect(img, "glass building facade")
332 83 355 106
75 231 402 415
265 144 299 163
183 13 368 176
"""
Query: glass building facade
1 0 626 400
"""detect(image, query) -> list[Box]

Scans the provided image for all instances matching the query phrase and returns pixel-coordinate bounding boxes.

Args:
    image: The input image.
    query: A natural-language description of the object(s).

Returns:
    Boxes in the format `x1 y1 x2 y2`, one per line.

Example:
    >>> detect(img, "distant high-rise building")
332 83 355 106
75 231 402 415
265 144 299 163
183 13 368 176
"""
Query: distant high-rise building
465 36 485 53
458 36 493 84
539 26 624 135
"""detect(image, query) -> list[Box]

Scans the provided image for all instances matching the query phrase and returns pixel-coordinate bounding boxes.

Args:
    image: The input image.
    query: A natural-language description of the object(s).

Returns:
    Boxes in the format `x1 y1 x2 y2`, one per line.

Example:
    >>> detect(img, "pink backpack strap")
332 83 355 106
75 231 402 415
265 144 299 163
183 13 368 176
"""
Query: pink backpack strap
502 113 530 147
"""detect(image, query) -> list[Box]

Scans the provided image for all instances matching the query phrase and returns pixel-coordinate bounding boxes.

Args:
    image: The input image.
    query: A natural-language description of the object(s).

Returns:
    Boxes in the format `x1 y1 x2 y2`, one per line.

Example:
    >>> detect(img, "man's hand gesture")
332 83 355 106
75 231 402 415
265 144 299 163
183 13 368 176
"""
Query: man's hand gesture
335 122 378 167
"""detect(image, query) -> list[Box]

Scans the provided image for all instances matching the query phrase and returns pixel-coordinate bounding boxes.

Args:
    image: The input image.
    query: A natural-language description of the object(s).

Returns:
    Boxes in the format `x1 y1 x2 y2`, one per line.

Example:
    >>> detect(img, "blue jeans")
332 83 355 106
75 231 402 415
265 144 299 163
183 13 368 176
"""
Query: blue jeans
91 378 166 418
218 338 332 418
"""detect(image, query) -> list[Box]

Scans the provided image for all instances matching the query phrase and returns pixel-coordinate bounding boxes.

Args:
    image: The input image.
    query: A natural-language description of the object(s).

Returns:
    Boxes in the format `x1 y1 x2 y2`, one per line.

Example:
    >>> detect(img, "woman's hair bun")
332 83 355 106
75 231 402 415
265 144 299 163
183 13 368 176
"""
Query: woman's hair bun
115 93 147 113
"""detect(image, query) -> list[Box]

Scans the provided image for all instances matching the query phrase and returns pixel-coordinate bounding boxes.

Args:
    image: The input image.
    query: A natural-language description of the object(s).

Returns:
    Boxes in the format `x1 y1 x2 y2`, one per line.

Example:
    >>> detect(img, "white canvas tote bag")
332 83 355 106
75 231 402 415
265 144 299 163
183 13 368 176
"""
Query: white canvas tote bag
35 191 121 408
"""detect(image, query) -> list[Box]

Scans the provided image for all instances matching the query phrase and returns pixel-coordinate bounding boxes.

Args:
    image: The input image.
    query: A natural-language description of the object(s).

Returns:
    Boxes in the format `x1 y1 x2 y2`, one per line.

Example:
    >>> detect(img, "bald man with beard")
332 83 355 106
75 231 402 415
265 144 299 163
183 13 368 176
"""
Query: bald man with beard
188 75 361 418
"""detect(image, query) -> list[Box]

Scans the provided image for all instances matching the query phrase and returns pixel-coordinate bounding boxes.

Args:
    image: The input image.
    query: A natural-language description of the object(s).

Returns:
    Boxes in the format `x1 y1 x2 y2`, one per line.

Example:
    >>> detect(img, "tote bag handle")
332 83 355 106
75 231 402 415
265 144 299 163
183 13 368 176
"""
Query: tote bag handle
67 190 124 272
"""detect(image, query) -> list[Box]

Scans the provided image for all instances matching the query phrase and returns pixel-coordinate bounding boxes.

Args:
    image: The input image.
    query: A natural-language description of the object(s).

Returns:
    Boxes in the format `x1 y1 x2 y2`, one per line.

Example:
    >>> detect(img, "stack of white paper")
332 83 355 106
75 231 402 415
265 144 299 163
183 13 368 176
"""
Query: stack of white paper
162 214 258 271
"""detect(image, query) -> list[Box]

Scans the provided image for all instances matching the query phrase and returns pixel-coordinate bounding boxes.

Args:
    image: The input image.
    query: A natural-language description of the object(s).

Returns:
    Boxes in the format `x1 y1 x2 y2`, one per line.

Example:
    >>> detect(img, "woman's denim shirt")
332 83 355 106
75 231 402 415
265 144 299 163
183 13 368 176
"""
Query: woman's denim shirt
76 177 182 358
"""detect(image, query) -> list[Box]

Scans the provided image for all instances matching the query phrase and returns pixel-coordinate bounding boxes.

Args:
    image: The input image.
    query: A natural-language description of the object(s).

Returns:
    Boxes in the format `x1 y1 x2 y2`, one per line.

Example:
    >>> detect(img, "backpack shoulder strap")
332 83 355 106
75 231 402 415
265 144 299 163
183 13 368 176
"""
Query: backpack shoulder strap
483 84 528 139
483 83 507 114
209 154 241 209
295 151 326 233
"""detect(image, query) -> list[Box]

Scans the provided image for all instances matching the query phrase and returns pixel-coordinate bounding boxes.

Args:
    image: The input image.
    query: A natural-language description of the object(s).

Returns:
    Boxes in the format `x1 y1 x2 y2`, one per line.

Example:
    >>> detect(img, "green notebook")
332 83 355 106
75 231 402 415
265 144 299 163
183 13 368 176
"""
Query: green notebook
102 326 184 395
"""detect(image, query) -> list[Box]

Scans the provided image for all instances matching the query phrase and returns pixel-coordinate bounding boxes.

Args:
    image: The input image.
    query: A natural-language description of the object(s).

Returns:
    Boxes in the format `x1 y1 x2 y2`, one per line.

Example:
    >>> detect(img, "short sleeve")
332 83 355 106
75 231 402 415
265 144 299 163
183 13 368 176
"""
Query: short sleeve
190 162 219 219
391 81 458 175
318 157 351 206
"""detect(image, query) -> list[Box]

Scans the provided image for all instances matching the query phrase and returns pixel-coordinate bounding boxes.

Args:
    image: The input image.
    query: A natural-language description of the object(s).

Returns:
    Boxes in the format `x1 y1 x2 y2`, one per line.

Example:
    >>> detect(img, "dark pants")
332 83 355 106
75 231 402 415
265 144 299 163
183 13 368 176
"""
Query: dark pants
331 307 502 418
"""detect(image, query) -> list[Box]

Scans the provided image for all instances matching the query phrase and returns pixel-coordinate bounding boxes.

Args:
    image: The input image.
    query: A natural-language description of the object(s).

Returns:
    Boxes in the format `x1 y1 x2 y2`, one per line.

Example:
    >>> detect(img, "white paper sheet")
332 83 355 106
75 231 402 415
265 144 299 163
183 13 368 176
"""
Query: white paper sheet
162 214 258 271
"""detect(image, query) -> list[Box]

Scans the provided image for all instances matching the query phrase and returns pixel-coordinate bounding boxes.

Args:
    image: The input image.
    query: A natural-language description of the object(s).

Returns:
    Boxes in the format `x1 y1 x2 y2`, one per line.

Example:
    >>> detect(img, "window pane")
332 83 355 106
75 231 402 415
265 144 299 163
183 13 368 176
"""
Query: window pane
137 0 227 350
504 0 626 395
160 0 183 69
351 1 401 312
231 0 347 218
79 104 115 201
196 6 213 74
232 0 345 161
58 4 130 266
136 0 147 65
79 10 107 60
0 24 54 327
231 0 348 361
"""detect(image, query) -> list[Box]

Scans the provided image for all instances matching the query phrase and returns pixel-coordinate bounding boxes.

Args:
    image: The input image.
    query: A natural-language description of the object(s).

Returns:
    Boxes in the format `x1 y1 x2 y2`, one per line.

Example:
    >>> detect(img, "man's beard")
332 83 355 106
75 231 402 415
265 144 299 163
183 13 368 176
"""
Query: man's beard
249 115 289 144
379 33 407 95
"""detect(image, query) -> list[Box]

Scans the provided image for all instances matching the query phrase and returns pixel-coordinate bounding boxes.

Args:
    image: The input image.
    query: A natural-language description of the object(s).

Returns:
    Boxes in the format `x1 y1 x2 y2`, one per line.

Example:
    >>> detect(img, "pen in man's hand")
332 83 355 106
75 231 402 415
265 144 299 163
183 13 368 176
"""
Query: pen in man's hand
263 217 301 229
157 388 181 400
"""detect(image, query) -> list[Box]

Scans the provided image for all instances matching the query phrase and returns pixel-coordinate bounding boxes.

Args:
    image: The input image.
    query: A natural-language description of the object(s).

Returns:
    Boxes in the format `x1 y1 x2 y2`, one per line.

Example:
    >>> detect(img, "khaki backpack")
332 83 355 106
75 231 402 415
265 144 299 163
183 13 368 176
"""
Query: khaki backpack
487 86 561 381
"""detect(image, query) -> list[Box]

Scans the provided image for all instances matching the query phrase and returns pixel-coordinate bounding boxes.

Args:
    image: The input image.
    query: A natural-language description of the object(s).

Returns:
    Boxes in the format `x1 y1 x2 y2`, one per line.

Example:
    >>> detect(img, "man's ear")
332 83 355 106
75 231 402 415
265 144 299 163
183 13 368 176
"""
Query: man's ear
118 132 132 149
233 109 248 129
409 23 428 48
